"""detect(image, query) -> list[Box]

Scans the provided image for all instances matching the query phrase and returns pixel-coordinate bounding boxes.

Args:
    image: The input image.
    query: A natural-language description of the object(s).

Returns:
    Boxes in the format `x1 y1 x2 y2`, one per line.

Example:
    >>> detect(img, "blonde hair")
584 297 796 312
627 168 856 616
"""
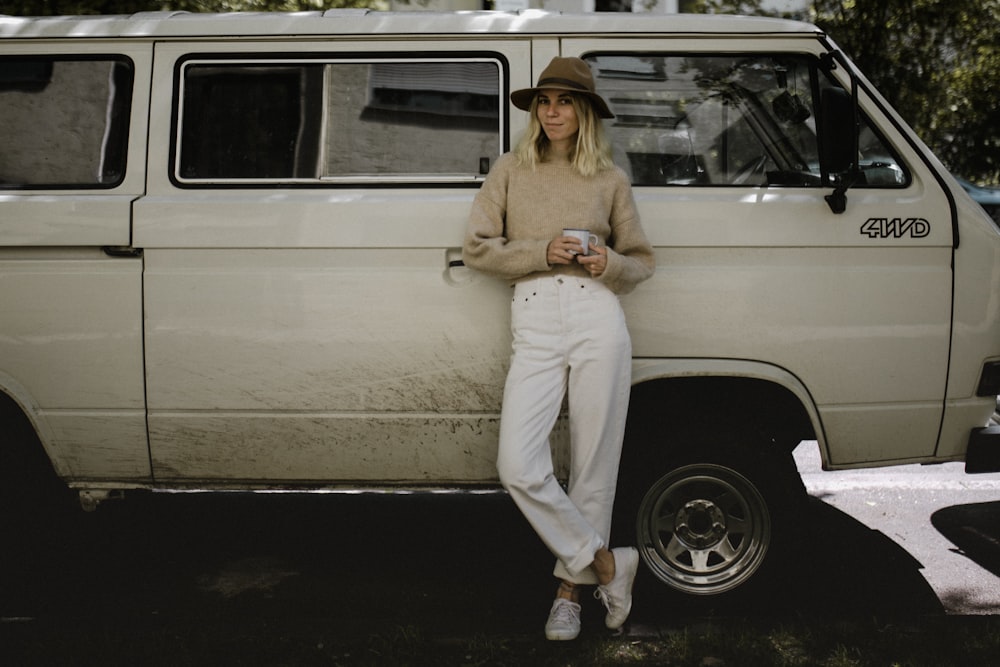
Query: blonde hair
513 93 615 178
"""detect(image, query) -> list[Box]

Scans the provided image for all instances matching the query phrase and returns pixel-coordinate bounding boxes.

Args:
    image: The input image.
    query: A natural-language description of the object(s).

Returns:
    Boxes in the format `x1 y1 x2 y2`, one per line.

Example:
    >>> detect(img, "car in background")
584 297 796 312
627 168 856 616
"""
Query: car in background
956 176 1000 225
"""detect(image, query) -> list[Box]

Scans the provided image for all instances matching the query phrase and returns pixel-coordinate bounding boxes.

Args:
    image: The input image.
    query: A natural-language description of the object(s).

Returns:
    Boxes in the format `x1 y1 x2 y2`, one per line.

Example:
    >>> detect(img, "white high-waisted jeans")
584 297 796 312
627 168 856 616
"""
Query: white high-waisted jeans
496 275 632 584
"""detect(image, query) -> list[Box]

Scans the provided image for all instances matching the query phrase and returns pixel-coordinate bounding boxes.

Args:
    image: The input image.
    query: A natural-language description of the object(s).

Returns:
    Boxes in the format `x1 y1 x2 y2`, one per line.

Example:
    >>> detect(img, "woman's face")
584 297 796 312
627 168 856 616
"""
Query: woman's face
536 88 579 147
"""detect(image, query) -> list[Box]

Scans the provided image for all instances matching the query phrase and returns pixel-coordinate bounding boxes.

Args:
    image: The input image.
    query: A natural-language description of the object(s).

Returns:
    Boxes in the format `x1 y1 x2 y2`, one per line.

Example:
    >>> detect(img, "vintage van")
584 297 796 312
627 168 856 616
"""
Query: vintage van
2 10 999 597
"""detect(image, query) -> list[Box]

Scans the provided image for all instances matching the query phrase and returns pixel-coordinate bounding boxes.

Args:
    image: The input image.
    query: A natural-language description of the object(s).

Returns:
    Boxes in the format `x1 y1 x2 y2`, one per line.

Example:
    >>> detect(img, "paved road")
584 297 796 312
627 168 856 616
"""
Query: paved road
794 440 1000 615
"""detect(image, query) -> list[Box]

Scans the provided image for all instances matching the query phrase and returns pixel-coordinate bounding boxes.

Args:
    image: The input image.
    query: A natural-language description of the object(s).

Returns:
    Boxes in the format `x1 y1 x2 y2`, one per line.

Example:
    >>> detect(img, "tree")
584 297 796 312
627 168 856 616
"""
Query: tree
621 1 768 13
679 0 763 13
811 0 1000 184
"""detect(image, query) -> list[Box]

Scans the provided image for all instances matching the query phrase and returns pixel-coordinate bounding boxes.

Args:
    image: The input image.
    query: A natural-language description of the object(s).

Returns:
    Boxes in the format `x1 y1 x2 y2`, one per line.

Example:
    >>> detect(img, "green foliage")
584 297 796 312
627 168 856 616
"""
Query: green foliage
812 0 1000 184
679 0 763 14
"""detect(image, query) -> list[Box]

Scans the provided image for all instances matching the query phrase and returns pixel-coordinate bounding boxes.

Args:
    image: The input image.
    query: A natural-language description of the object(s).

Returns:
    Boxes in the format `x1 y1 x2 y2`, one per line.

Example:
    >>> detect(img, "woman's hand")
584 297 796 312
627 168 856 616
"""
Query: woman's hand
547 236 584 265
547 236 607 276
578 244 607 277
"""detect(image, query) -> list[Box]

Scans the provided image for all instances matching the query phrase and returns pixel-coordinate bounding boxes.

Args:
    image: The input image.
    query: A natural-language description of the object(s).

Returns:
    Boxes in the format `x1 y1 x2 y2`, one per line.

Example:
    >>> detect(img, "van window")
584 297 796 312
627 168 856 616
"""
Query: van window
176 56 503 185
0 56 133 189
586 54 906 188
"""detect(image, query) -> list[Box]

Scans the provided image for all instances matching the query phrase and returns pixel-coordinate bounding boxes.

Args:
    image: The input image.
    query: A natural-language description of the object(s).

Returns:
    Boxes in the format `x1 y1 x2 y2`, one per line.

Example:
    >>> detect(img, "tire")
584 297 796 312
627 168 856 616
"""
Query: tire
1 395 77 520
616 429 806 597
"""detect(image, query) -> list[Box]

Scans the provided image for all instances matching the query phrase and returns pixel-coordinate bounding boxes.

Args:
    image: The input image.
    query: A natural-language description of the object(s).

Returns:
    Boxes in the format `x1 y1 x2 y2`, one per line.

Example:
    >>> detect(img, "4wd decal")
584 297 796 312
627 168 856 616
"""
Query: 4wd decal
860 218 930 239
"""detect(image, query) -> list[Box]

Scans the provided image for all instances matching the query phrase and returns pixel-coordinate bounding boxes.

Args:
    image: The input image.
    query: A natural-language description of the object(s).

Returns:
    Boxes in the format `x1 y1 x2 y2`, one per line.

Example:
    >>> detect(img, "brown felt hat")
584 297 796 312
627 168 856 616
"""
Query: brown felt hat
510 57 614 119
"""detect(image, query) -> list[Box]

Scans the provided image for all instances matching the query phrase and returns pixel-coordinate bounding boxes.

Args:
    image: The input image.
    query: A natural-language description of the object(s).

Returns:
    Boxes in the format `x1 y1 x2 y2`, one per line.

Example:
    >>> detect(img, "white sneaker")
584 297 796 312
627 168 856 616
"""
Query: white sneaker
544 597 582 641
594 547 639 630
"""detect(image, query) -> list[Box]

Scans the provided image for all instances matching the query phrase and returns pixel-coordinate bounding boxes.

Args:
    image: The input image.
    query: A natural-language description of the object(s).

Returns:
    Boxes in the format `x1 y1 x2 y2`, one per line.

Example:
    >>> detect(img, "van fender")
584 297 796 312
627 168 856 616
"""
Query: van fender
621 358 823 596
0 371 64 475
629 357 826 457
0 372 84 514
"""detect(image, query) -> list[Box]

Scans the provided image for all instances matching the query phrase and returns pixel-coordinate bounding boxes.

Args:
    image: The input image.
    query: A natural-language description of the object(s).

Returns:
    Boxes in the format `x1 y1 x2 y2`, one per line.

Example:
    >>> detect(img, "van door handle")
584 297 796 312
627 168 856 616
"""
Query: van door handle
102 246 143 258
444 249 473 286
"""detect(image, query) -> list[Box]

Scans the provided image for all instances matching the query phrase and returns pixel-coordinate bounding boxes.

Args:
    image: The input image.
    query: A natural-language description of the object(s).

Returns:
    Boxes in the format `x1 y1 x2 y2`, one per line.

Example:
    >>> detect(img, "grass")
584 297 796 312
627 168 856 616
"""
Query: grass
3 614 1000 666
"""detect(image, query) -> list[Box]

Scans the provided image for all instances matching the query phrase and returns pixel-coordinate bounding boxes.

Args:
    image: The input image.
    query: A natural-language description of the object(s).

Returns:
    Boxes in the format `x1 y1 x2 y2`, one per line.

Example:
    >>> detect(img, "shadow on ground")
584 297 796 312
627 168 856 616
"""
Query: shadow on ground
2 490 943 635
932 501 1000 582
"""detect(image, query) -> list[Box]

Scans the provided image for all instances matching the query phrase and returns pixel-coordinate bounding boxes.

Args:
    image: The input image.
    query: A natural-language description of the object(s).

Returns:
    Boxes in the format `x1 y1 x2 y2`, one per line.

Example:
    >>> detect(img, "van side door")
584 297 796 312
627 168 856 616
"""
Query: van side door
134 41 532 484
566 40 954 466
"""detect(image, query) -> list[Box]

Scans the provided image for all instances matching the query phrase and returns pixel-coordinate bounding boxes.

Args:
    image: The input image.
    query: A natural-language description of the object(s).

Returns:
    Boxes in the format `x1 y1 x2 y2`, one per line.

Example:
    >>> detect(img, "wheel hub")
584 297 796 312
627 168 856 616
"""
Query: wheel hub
674 498 727 549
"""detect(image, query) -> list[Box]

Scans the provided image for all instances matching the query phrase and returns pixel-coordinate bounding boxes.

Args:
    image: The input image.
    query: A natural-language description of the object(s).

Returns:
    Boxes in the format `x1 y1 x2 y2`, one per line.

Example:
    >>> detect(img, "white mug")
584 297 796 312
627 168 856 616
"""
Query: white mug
562 228 600 256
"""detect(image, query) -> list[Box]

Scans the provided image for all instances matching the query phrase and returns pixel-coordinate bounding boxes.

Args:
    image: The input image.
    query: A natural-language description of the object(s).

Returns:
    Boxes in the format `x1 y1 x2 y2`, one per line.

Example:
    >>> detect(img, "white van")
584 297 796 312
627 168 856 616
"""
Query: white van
2 10 999 597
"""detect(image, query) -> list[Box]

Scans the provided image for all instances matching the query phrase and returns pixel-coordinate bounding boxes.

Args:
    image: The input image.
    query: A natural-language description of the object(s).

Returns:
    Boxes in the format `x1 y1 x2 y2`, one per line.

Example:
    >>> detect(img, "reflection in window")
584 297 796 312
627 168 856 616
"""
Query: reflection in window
586 54 906 188
178 58 502 184
180 65 323 180
0 57 133 189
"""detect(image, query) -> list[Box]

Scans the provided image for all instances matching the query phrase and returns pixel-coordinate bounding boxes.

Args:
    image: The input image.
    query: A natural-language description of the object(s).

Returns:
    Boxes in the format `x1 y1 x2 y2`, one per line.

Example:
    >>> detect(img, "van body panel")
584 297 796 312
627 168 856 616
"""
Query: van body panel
148 414 507 483
38 410 150 480
132 195 477 249
0 199 134 246
623 244 952 465
141 246 514 482
0 12 820 41
0 250 149 481
945 195 1000 398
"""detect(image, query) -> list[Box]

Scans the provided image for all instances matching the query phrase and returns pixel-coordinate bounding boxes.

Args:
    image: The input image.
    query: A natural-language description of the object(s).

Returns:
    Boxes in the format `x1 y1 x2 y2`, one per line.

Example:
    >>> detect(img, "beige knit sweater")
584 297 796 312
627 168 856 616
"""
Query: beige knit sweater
462 153 655 295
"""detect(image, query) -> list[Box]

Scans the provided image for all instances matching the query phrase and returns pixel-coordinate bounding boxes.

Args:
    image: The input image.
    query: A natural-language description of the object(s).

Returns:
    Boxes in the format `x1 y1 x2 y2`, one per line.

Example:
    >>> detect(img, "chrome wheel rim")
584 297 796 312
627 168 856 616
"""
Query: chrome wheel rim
637 463 771 595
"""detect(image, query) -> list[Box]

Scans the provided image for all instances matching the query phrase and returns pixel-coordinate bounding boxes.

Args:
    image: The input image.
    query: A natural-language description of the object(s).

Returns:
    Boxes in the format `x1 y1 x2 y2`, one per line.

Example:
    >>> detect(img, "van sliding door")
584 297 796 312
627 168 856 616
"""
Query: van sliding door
135 42 532 485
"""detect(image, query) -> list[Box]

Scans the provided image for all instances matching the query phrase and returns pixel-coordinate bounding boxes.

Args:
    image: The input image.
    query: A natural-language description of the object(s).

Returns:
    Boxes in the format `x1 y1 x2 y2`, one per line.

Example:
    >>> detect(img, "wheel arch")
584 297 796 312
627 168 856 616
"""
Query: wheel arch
628 358 821 454
0 375 80 514
0 375 65 478
618 359 820 596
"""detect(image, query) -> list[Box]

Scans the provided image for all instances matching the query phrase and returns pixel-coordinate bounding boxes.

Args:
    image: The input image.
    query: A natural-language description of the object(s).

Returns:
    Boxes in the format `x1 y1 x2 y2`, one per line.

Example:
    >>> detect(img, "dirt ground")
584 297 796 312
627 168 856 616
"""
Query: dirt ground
2 488 960 664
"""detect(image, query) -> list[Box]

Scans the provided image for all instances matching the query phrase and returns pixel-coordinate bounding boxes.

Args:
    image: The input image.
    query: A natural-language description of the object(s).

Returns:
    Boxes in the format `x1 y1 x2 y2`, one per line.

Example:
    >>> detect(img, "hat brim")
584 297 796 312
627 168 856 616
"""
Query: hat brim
510 85 615 119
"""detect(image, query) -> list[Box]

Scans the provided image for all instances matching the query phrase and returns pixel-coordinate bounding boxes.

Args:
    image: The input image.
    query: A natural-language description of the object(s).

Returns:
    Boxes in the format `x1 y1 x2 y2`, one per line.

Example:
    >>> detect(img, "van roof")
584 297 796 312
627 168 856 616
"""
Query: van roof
0 10 822 40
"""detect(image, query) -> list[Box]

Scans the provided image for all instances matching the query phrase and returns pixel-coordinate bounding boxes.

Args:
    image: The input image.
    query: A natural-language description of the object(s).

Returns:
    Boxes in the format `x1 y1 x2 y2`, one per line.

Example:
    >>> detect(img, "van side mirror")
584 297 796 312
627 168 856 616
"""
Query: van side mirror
819 87 856 174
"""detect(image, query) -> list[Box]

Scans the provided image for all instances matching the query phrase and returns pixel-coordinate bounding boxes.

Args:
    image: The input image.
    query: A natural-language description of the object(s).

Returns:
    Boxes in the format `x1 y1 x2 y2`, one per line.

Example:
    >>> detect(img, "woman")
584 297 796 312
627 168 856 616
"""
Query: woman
463 57 655 640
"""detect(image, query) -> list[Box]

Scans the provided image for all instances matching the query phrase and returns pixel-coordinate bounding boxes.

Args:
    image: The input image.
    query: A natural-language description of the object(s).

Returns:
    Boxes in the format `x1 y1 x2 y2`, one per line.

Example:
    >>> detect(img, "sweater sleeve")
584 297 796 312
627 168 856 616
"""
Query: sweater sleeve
597 169 656 295
462 156 551 280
